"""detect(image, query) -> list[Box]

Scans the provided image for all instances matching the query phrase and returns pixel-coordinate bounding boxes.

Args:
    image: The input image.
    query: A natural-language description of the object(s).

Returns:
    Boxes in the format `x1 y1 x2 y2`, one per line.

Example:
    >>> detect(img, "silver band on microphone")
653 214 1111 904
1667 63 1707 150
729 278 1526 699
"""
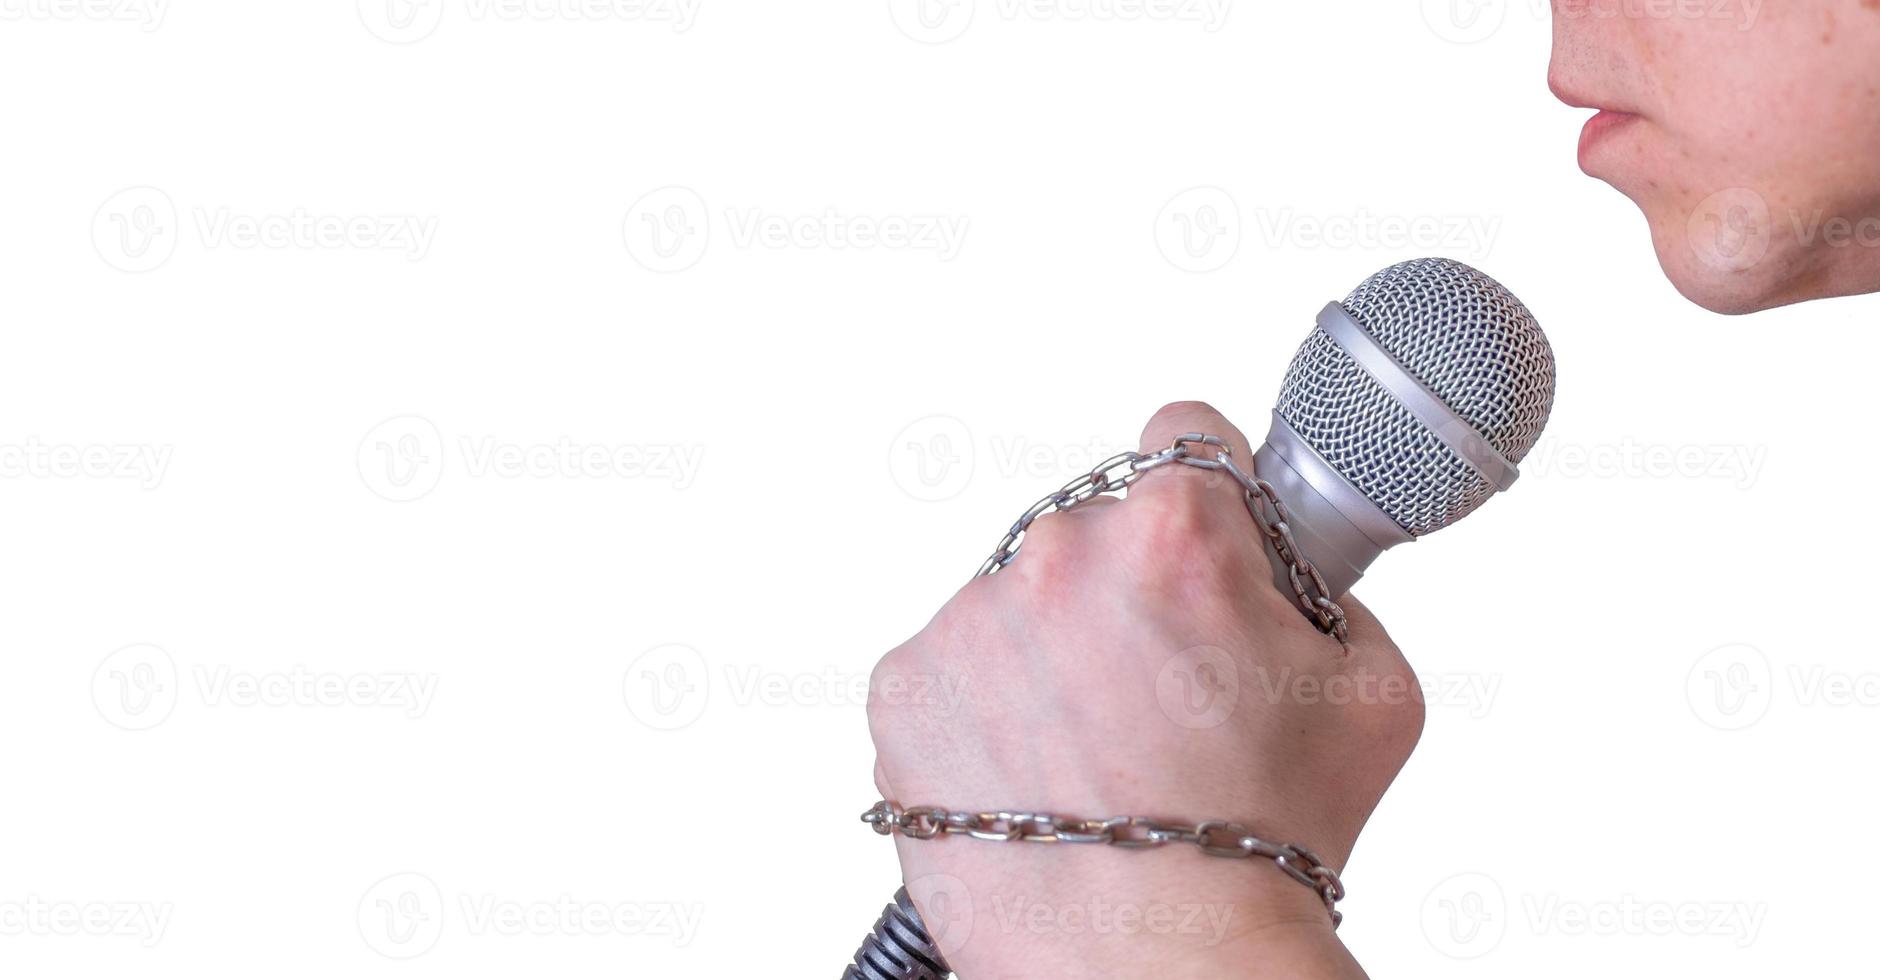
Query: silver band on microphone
1314 303 1522 492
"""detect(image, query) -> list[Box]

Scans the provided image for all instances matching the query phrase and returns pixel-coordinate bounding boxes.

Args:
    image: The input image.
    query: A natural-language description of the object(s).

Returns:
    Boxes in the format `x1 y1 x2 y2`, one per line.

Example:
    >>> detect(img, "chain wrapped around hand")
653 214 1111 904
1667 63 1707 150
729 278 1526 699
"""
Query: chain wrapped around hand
976 432 1350 643
862 801 1347 927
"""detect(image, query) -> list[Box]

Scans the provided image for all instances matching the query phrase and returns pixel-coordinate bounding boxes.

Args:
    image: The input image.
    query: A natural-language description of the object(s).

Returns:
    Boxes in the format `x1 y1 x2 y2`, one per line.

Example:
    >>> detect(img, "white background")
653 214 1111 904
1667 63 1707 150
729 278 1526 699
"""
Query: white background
3 1 1874 977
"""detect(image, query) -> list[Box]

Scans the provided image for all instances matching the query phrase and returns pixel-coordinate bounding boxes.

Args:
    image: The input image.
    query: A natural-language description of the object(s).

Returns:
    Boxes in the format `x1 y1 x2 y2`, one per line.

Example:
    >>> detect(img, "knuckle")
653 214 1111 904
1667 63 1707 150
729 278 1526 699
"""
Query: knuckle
1013 509 1073 557
865 652 907 725
1007 511 1087 585
1133 480 1214 547
1347 656 1425 752
1124 481 1245 585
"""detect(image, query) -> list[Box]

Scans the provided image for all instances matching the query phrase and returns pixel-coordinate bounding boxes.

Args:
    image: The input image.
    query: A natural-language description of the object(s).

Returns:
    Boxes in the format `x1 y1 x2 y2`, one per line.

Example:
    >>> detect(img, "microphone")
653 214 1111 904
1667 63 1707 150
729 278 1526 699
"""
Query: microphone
1253 257 1556 600
844 257 1557 979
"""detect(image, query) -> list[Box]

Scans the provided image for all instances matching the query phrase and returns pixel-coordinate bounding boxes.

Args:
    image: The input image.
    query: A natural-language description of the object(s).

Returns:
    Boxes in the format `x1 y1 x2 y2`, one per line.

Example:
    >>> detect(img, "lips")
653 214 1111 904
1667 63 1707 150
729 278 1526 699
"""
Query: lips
1577 109 1642 165
1550 73 1643 169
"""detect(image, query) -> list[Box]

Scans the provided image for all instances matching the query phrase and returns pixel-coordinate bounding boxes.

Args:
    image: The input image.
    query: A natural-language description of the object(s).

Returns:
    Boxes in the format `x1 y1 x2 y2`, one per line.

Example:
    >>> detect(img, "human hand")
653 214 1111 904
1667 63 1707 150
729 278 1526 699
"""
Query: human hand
866 401 1426 978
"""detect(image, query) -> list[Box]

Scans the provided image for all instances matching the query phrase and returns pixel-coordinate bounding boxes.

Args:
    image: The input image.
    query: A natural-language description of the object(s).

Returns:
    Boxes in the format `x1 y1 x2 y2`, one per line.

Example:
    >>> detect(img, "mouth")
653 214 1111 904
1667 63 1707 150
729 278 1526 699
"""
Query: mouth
1550 74 1644 169
1576 109 1643 169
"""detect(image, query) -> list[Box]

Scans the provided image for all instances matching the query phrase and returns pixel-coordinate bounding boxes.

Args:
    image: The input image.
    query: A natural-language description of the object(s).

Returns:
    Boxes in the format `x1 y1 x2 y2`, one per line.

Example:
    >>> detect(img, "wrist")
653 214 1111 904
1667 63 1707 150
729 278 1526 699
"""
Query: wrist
898 837 1365 979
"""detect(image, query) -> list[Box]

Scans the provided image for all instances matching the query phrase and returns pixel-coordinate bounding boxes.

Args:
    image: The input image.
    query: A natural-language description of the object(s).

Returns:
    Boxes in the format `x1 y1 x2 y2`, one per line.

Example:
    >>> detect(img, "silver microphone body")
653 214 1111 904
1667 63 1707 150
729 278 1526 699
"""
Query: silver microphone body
1255 258 1557 599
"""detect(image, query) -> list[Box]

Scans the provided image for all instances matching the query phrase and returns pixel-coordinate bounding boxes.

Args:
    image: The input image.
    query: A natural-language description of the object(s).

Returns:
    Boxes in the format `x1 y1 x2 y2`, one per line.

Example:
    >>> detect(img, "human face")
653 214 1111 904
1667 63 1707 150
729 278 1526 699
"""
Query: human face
1550 0 1880 313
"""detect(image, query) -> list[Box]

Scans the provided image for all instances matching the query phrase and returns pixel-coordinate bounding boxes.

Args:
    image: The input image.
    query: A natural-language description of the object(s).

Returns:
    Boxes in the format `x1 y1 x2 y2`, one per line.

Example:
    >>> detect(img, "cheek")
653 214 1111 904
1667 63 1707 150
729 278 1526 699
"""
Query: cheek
1648 11 1880 185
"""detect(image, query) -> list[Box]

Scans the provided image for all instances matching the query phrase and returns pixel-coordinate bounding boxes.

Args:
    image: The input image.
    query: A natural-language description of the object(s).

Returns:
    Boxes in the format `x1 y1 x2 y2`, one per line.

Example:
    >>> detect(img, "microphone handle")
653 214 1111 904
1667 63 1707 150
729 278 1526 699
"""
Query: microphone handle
842 886 952 979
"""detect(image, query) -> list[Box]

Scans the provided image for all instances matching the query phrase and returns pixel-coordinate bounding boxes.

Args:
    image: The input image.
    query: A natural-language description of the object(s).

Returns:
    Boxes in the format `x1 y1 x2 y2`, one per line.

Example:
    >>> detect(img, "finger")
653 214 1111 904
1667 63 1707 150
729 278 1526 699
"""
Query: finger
1133 400 1260 522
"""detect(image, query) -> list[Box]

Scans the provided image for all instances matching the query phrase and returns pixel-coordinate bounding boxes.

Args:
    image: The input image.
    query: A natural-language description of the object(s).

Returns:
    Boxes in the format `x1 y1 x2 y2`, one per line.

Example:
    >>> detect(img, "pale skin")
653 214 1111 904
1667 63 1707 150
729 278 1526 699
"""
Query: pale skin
1550 0 1880 313
865 11 1880 976
867 402 1423 978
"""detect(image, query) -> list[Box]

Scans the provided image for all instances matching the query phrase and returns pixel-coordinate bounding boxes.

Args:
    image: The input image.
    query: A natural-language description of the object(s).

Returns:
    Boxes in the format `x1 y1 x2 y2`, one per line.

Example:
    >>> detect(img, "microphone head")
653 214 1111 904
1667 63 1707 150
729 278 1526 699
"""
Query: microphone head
1273 257 1557 538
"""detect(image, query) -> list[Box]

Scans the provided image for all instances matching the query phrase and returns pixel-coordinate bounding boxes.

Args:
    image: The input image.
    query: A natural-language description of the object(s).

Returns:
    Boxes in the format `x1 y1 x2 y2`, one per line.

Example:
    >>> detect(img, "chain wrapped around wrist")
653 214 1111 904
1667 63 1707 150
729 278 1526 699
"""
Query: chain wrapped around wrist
862 801 1346 927
976 432 1349 643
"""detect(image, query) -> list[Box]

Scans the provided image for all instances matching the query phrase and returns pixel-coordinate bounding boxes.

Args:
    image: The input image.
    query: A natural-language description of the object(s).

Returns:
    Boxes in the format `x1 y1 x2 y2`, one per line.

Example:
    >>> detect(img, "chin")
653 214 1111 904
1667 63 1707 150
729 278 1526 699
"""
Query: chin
1593 152 1880 315
1644 212 1873 316
1600 174 1807 314
1648 233 1784 316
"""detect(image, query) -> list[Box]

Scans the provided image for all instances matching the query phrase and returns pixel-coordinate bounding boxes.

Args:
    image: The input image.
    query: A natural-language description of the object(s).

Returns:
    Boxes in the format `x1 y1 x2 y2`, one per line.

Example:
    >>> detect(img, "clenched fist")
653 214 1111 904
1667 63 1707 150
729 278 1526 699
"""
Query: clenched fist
867 402 1425 979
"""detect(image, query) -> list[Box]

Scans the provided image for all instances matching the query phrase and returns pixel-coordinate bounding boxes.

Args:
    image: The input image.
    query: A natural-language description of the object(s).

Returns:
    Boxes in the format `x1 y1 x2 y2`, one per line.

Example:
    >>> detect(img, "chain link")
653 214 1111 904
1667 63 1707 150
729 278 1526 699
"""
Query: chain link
976 432 1349 643
862 801 1346 928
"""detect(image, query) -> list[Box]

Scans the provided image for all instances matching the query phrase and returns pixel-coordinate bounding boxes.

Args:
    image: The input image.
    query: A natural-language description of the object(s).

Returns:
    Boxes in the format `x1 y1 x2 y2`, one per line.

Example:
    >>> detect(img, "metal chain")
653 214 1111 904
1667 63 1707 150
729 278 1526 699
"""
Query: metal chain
976 432 1349 643
862 801 1346 928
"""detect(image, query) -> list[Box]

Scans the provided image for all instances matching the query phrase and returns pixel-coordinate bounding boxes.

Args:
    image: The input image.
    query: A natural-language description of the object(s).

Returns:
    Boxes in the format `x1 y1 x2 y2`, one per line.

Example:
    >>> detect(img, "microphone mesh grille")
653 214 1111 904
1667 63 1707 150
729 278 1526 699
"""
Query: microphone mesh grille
1275 258 1556 537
